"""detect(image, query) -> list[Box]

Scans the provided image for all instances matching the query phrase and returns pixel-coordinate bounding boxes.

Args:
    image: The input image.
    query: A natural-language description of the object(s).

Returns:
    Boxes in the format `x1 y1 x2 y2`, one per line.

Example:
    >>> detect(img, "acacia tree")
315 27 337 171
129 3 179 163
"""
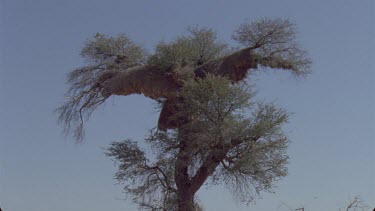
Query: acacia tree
57 18 311 211
106 76 289 210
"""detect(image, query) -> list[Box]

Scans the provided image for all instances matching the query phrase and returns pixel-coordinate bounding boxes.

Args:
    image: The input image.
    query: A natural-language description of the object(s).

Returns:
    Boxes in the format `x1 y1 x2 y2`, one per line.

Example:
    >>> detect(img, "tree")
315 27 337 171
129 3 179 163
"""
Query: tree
106 75 289 210
57 18 311 211
339 196 370 211
281 195 372 211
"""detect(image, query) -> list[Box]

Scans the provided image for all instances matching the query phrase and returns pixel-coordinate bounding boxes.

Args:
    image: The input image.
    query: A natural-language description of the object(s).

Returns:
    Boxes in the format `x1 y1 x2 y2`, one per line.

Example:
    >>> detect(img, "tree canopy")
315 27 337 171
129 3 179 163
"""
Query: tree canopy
57 18 311 142
106 75 289 210
57 17 311 211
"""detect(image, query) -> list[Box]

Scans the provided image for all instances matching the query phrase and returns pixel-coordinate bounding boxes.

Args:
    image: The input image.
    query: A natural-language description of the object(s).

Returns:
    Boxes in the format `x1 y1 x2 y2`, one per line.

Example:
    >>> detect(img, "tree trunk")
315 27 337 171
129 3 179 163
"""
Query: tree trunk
177 188 195 211
175 125 196 211
175 153 195 211
175 150 196 211
174 128 230 210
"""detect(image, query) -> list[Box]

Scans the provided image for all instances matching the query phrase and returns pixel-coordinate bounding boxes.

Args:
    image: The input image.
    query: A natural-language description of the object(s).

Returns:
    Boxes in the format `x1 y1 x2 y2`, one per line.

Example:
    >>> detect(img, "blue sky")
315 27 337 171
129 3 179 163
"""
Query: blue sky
0 0 374 210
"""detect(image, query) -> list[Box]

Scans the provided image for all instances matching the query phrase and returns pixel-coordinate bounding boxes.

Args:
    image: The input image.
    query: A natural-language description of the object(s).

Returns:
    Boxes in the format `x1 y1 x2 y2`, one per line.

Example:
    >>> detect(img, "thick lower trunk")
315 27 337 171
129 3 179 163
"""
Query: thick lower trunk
177 189 195 211
175 126 196 211
175 153 196 211
174 129 230 210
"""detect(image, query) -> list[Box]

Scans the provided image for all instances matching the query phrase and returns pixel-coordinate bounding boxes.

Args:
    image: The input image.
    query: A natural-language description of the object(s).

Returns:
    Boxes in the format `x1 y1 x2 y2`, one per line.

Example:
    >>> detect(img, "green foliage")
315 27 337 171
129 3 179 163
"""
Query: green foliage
57 33 147 142
58 18 311 142
178 76 289 202
179 74 253 122
81 33 147 68
106 139 178 210
233 18 296 50
106 76 289 209
147 26 228 70
233 18 311 75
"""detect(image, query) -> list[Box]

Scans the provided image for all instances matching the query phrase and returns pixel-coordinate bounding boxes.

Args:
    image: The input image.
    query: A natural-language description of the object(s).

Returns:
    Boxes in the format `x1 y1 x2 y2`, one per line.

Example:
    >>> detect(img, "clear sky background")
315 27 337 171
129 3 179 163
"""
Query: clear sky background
0 0 374 210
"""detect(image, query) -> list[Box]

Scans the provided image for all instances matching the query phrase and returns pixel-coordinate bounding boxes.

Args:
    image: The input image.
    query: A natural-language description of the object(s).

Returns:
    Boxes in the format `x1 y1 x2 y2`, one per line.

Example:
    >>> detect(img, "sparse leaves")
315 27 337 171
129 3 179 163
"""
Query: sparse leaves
233 18 311 75
81 33 147 67
107 76 289 208
340 196 370 211
106 139 177 210
57 34 147 142
179 74 254 124
147 26 228 70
